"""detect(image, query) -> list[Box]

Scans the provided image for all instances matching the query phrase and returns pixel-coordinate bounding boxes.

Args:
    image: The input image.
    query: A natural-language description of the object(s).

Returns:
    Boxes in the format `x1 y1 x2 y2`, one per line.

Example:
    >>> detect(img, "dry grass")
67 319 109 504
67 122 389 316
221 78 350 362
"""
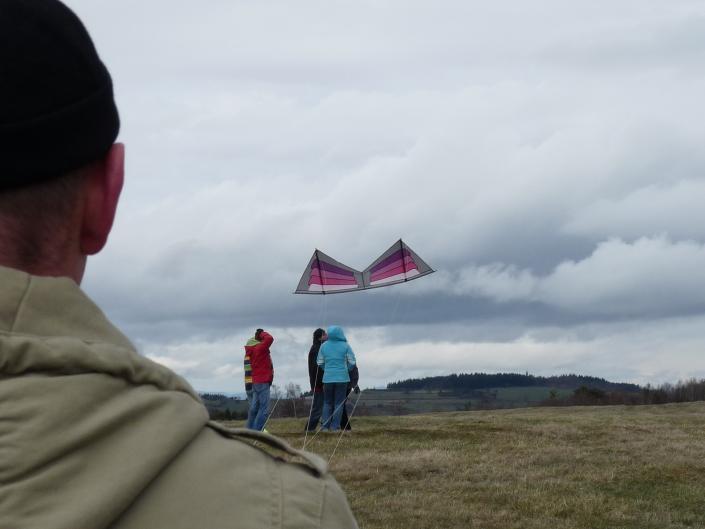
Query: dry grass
227 403 705 528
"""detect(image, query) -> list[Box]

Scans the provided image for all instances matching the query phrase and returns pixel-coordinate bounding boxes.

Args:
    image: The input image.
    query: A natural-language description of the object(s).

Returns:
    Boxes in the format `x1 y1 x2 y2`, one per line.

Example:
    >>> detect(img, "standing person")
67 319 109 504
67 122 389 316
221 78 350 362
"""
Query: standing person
306 328 327 431
0 2 358 527
340 365 360 431
243 335 258 402
318 326 357 432
246 328 274 431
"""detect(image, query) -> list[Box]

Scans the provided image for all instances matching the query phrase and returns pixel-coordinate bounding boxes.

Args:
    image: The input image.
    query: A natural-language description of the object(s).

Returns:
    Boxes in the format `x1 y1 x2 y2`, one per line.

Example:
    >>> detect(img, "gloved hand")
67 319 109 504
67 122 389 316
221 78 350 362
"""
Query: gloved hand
353 385 360 394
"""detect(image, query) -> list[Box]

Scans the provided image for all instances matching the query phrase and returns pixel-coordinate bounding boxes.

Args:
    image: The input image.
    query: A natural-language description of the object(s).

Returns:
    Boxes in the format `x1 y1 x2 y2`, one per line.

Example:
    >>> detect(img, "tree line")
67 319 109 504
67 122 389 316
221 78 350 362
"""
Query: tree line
543 378 705 407
387 372 640 393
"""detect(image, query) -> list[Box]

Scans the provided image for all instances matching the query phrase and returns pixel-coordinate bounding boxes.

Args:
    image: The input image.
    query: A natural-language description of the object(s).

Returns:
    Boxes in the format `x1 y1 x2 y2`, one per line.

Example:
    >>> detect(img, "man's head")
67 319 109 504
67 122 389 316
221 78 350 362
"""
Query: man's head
313 328 327 343
255 329 264 340
0 0 122 282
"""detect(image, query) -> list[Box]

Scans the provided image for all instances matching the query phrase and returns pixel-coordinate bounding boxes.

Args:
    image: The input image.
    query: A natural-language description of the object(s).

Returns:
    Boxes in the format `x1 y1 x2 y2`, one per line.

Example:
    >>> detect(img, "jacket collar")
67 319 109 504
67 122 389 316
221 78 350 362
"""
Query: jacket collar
0 264 199 399
0 264 133 347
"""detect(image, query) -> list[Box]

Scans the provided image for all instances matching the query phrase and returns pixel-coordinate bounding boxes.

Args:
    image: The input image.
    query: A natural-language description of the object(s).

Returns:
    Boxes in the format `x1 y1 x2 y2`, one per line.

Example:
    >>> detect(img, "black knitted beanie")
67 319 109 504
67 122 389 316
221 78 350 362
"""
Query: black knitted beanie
0 0 120 190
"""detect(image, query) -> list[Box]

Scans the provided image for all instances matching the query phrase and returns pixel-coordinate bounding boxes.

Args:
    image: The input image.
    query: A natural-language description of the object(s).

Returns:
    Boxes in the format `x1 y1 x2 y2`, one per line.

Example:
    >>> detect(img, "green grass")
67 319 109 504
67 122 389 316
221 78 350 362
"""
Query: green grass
225 402 705 528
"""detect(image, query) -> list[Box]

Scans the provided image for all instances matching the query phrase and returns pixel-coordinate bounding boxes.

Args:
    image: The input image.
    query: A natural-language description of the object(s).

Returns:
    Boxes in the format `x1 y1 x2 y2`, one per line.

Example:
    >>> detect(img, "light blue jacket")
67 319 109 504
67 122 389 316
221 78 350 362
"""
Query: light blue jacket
317 326 357 384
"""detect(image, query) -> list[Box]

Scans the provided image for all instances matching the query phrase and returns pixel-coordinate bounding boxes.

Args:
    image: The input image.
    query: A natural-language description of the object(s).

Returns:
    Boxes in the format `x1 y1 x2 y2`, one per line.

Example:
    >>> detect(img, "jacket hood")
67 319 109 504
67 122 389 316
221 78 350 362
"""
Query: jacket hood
326 325 347 342
0 265 209 529
245 337 260 347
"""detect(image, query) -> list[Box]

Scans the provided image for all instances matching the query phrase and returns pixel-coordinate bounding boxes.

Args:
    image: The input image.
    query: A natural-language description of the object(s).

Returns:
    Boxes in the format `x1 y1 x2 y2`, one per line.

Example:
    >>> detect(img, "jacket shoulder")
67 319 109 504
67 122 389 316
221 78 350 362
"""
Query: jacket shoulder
112 423 358 529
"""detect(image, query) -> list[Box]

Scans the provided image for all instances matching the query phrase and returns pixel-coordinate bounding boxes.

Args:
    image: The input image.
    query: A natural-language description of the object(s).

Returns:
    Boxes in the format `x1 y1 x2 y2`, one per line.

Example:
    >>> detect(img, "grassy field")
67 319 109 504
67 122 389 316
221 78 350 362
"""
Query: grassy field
226 402 705 528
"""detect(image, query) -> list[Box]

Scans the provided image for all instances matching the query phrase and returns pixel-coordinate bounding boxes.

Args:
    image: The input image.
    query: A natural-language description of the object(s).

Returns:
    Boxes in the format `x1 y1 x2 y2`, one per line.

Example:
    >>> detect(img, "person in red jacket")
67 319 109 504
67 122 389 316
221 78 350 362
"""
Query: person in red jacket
246 329 274 430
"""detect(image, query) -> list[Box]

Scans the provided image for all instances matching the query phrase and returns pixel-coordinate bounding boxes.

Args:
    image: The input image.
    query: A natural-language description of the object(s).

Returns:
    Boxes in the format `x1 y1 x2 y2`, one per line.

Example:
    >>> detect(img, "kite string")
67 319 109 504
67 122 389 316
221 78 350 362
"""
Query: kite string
304 297 328 449
302 387 352 446
324 285 402 458
387 287 403 328
250 393 281 449
303 363 321 450
261 393 281 432
328 389 362 464
389 291 401 325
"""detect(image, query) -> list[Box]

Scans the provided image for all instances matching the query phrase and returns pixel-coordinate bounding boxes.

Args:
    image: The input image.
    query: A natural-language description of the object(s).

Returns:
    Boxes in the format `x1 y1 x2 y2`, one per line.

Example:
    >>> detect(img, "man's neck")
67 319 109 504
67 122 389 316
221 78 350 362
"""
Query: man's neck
0 253 86 284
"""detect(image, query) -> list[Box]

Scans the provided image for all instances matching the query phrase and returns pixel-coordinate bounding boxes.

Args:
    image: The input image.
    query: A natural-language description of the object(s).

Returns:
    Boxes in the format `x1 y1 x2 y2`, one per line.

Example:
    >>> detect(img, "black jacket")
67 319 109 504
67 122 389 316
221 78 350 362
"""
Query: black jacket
308 341 324 391
348 365 359 389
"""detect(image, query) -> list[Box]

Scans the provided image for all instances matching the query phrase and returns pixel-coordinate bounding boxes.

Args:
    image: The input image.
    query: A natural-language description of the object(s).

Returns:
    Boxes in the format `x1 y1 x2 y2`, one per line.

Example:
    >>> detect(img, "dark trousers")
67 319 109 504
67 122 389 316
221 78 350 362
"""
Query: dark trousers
306 391 324 431
321 382 347 431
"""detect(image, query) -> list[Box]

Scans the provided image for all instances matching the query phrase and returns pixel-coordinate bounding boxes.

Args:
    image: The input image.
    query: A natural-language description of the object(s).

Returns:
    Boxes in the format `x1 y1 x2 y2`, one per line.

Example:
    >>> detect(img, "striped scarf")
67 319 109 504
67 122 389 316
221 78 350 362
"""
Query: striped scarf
244 337 259 391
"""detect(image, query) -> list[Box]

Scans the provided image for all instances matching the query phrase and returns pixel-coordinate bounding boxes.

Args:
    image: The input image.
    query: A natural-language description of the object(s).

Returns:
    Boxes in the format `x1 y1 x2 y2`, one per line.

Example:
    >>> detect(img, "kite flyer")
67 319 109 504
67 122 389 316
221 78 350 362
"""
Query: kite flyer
244 329 274 431
317 326 358 432
244 325 360 433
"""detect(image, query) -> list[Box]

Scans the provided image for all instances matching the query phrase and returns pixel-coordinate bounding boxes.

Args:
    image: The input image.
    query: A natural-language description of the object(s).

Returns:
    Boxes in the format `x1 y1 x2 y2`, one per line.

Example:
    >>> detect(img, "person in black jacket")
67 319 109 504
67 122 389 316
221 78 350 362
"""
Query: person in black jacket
340 364 360 431
305 328 326 431
306 328 361 432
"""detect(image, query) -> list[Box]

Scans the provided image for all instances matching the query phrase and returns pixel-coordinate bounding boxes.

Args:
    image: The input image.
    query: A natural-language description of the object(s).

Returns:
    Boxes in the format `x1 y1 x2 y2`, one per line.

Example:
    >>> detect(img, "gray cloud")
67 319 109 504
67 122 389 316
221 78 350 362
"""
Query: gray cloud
446 236 705 318
63 0 705 390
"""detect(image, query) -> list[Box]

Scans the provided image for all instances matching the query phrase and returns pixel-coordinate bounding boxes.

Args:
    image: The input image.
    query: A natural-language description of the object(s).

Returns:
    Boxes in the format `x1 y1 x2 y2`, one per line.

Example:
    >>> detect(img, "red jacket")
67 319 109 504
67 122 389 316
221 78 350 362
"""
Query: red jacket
245 331 274 384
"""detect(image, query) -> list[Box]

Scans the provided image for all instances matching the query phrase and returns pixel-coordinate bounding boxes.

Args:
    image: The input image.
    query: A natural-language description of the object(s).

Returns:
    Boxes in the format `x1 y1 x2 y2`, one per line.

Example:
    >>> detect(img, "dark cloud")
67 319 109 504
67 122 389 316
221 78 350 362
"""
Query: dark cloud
66 0 705 390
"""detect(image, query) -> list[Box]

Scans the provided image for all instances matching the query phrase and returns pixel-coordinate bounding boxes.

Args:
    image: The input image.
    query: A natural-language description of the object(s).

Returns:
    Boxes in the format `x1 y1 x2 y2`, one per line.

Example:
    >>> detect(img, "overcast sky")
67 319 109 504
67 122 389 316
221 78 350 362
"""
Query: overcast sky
66 0 705 393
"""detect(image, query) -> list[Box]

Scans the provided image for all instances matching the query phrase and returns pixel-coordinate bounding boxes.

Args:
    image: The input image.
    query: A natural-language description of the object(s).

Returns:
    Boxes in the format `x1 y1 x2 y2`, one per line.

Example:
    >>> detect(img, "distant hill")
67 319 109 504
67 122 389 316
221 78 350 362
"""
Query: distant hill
387 372 640 393
200 393 249 420
204 377 704 420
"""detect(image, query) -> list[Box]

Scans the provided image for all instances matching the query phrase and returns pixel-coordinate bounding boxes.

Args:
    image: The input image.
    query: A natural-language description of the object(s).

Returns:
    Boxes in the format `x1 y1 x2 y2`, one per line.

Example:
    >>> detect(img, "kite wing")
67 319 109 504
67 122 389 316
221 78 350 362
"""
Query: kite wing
362 239 434 289
294 249 364 294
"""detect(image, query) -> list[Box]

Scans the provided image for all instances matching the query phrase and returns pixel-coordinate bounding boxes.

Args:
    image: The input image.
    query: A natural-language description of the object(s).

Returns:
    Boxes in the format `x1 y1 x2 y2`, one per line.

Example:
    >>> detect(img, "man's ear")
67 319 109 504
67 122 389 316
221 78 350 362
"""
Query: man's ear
79 143 125 255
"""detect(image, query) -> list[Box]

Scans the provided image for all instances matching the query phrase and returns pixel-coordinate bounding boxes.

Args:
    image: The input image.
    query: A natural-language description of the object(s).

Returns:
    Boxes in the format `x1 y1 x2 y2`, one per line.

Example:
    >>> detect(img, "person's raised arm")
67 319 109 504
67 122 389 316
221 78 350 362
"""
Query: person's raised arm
259 331 274 348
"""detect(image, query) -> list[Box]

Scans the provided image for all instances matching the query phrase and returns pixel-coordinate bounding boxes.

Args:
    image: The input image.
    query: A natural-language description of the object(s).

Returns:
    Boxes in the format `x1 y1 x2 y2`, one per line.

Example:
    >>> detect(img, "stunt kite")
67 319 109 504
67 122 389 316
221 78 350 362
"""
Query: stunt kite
295 239 434 295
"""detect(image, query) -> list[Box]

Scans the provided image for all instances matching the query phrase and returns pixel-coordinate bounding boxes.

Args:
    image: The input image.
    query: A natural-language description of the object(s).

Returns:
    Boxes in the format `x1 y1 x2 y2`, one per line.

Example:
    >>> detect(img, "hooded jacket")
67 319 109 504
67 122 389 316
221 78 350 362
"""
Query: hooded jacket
0 265 358 529
246 331 274 384
317 326 357 384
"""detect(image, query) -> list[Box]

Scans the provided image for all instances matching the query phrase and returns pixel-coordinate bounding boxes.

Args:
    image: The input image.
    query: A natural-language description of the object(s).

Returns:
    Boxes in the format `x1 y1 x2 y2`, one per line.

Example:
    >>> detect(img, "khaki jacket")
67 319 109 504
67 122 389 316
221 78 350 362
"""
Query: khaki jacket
0 265 358 529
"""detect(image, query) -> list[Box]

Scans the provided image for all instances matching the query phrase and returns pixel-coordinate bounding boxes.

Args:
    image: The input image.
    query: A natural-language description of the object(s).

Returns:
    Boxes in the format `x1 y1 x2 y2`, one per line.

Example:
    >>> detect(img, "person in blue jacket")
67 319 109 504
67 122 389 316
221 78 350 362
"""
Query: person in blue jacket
317 325 357 431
